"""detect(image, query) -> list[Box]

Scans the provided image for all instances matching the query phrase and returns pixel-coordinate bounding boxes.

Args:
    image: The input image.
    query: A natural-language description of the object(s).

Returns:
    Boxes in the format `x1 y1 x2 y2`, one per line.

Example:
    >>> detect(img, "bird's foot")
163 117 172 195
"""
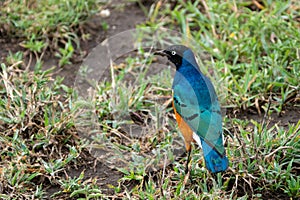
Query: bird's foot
183 159 192 185
183 170 190 186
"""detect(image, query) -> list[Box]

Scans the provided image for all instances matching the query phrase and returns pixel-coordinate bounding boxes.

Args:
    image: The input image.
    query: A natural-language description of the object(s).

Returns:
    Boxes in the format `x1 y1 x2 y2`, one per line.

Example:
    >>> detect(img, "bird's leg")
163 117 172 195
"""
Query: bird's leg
183 149 192 186
185 149 191 174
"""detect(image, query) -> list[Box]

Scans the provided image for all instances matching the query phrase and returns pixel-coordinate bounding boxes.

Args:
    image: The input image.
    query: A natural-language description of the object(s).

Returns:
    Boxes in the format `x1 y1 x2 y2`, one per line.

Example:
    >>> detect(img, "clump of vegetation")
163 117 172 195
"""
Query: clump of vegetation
0 55 102 198
149 0 300 113
0 0 105 65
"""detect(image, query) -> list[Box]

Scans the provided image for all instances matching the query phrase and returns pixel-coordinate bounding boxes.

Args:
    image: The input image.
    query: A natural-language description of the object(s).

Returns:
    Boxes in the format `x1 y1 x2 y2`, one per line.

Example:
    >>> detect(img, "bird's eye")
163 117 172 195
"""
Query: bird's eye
171 51 176 55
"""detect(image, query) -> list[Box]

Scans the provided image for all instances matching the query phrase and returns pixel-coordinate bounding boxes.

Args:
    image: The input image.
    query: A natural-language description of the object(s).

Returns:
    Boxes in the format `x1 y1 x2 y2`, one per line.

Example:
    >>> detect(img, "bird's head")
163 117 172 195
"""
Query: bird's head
154 45 195 69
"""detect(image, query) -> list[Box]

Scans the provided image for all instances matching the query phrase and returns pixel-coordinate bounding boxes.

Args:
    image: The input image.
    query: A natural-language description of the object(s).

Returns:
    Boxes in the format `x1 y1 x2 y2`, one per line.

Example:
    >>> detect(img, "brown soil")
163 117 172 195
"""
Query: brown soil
230 105 300 128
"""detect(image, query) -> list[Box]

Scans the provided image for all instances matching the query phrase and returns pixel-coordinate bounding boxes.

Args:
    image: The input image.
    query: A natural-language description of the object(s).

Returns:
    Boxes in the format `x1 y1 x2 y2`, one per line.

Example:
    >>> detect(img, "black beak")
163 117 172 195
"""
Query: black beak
154 50 168 57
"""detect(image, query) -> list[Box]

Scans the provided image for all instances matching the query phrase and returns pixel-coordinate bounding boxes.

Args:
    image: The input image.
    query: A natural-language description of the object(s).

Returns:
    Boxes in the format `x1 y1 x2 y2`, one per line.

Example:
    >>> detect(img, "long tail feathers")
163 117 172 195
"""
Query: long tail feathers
200 138 228 173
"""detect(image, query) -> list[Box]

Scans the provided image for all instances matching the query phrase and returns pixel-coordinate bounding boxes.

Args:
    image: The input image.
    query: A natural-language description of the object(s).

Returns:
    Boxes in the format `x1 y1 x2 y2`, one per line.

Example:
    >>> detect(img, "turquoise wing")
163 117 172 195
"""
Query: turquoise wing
172 72 225 156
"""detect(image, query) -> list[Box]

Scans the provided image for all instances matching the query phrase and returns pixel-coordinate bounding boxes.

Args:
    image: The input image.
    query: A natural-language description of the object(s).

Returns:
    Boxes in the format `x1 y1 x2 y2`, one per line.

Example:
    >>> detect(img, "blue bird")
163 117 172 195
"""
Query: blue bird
155 45 229 173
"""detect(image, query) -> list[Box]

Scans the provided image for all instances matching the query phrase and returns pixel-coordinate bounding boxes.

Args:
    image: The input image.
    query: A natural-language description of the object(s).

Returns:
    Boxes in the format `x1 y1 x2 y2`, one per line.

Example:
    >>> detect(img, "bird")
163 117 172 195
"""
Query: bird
154 45 229 173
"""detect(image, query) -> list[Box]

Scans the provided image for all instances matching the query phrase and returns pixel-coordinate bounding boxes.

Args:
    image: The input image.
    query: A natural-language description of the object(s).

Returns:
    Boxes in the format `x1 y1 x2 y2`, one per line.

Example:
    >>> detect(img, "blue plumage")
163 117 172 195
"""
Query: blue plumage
201 138 229 173
155 45 229 173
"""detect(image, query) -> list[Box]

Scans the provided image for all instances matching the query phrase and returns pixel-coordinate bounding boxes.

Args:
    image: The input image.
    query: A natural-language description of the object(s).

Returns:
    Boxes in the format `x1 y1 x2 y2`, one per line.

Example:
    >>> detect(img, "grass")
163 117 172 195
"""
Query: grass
0 56 84 198
0 0 300 199
152 0 300 112
0 0 106 66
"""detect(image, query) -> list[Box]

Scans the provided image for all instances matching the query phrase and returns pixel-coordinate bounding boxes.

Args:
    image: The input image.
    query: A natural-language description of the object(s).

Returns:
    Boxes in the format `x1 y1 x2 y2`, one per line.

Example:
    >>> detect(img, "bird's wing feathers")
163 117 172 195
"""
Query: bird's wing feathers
173 73 225 156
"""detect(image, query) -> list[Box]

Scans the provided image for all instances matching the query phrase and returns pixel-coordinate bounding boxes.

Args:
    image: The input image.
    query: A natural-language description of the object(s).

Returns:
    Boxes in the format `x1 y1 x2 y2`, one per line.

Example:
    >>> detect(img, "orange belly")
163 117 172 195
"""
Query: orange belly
172 100 194 152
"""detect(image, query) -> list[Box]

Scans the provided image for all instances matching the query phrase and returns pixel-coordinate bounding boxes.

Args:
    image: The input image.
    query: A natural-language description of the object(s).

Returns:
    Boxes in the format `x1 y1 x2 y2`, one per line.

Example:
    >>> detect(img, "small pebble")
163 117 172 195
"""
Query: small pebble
100 9 110 18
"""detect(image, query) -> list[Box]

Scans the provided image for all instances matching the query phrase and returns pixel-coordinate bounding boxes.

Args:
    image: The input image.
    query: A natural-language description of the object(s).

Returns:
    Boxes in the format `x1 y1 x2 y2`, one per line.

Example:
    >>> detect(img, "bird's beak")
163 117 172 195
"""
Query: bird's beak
154 50 168 57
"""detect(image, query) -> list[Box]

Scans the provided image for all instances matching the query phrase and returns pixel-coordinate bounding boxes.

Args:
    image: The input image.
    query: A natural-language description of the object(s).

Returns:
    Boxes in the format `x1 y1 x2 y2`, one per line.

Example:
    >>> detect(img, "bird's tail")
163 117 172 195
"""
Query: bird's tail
200 138 228 173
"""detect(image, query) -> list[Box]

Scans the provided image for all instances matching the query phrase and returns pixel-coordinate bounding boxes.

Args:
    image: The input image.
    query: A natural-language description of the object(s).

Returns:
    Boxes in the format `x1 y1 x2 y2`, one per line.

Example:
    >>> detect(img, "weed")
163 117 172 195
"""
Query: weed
0 0 106 62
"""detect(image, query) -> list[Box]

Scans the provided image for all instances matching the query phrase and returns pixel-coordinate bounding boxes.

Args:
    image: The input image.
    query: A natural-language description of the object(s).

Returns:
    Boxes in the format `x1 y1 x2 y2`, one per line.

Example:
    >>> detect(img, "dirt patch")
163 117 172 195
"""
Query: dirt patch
0 38 23 64
46 150 123 199
54 0 147 87
0 0 147 87
230 105 300 128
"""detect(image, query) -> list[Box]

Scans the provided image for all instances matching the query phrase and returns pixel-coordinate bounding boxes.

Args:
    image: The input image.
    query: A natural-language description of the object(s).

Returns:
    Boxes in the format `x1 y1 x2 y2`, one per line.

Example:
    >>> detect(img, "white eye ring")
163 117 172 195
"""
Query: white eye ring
171 51 176 55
